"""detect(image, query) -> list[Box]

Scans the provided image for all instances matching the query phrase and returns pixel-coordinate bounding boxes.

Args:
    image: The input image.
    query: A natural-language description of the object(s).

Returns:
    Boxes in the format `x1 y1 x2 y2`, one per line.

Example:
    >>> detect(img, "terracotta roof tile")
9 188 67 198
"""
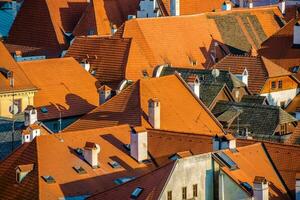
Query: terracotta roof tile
18 57 99 121
65 74 225 135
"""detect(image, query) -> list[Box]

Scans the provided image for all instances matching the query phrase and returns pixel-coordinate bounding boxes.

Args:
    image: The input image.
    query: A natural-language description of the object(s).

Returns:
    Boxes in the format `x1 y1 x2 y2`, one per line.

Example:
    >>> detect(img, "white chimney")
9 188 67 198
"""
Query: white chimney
170 0 180 16
148 98 160 129
22 124 41 143
83 142 100 168
248 0 253 8
223 1 232 11
80 59 90 72
294 21 300 46
24 106 38 127
213 134 236 151
296 174 300 200
278 0 286 14
130 126 148 162
98 85 112 105
253 176 269 200
187 74 200 98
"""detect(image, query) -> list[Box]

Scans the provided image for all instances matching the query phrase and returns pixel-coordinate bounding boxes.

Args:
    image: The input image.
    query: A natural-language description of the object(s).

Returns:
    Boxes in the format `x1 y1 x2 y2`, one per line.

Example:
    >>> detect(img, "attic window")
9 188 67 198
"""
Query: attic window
114 176 135 185
130 187 143 199
142 70 149 78
108 161 122 169
241 182 253 194
214 152 238 170
16 164 34 183
75 148 83 156
40 107 48 114
123 144 130 151
73 166 87 174
42 175 56 184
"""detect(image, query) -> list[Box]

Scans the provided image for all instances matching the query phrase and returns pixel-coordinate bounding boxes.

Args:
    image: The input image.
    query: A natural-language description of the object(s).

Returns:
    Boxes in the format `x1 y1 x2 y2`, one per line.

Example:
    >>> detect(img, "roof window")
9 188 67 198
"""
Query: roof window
40 107 48 114
130 187 143 199
214 152 238 170
75 148 83 156
16 164 34 183
108 161 122 169
123 144 130 151
114 177 135 185
42 175 56 184
241 182 253 194
73 166 87 174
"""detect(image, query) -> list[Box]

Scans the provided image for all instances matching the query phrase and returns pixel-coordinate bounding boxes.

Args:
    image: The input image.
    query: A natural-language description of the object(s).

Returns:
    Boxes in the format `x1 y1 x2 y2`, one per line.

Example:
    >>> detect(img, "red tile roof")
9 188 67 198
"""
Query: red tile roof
65 74 225 135
7 0 88 57
65 36 131 89
18 57 99 121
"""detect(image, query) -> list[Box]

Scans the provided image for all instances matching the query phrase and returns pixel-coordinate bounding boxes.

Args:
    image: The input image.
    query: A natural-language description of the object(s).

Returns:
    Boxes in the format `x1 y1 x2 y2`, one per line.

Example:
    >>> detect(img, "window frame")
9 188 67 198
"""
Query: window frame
278 80 283 89
167 190 172 200
193 184 198 197
182 187 187 200
271 81 276 90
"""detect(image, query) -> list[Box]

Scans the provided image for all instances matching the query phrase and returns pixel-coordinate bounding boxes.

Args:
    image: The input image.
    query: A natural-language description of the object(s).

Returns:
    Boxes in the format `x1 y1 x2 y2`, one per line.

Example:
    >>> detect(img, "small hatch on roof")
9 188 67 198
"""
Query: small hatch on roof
108 161 122 169
130 187 143 199
123 144 130 151
42 175 56 184
73 166 87 174
75 148 83 156
40 107 48 114
114 176 135 185
214 152 238 170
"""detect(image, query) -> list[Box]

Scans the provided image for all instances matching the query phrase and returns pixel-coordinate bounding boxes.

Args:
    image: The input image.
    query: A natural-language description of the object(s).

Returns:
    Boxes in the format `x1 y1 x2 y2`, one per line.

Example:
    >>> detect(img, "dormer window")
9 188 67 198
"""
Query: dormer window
16 164 34 183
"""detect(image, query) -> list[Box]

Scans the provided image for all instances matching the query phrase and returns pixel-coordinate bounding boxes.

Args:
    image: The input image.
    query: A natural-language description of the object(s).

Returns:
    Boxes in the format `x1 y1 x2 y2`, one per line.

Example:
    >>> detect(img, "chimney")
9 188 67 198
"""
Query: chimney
80 59 90 72
98 85 112 105
239 0 244 7
253 176 269 200
278 0 286 14
130 126 148 162
24 106 38 127
83 142 100 168
222 1 232 11
213 134 236 151
248 0 253 8
170 0 180 16
187 74 200 98
294 20 300 46
22 125 41 143
296 173 300 200
148 98 160 129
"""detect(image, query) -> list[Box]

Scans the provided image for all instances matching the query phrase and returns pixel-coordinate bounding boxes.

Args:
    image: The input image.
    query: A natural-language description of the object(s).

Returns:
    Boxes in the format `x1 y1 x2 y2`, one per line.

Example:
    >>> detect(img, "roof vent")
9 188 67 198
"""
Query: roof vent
73 166 87 174
16 164 34 183
131 187 143 199
42 175 56 184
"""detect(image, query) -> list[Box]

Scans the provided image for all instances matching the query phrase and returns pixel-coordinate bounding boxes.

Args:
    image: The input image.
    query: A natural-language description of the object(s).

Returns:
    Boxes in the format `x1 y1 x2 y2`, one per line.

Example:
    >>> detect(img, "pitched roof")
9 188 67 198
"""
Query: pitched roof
161 0 225 15
286 92 300 113
0 41 37 93
258 18 300 80
213 55 291 93
237 139 300 199
217 143 290 199
119 7 283 80
65 36 131 89
18 57 99 121
87 162 175 200
73 0 140 36
212 100 297 136
65 74 225 136
240 95 268 105
7 0 88 57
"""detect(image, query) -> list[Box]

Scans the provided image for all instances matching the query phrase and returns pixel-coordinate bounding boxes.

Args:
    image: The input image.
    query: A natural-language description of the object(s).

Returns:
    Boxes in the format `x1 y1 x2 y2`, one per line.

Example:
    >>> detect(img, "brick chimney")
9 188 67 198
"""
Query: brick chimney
24 106 38 127
253 176 269 200
278 0 286 14
294 20 300 46
83 142 100 168
187 74 200 98
148 98 160 129
98 85 112 105
130 126 148 162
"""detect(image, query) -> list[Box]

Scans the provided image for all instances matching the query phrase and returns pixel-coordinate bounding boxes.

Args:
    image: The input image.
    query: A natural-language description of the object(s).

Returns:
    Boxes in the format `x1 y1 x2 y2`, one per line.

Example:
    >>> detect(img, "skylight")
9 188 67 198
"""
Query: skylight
114 177 135 185
108 161 122 169
75 148 83 156
241 182 253 194
130 187 143 199
73 166 87 174
214 152 238 170
42 175 56 184
169 154 181 161
40 107 48 114
123 144 131 151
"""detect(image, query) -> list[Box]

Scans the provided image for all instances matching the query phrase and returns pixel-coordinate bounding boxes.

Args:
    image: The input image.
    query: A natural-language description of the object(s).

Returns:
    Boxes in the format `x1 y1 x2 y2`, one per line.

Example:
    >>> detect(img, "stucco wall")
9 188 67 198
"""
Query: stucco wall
159 153 214 200
261 88 299 107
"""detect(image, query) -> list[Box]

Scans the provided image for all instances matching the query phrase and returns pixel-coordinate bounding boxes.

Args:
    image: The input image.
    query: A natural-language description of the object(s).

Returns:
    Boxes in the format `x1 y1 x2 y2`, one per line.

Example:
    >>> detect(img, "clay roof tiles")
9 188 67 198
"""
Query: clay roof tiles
65 74 225 136
18 57 99 121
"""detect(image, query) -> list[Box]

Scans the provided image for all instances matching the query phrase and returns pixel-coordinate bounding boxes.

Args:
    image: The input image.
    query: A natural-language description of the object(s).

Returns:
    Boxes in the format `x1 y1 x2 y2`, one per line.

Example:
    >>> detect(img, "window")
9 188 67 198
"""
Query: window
182 187 187 200
108 161 122 169
278 80 283 89
280 101 285 109
131 187 143 199
280 124 287 135
167 191 172 200
271 81 276 89
193 184 198 197
73 166 87 174
13 99 22 113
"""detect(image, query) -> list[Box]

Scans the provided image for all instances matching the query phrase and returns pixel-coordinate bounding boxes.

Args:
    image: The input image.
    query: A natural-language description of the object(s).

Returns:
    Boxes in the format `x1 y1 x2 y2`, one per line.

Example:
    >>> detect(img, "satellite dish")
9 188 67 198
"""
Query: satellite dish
9 104 19 115
212 68 220 79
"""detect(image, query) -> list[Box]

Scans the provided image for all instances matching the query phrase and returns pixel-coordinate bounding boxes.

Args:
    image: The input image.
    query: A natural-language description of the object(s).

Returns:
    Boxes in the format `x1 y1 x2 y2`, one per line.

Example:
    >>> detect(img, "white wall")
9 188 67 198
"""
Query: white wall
294 24 300 45
159 154 214 200
137 0 160 18
261 88 299 107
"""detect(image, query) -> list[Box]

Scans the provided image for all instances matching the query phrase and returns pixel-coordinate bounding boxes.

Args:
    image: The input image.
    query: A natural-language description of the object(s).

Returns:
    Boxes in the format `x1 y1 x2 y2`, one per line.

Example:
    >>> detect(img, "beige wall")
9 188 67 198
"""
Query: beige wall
0 90 35 118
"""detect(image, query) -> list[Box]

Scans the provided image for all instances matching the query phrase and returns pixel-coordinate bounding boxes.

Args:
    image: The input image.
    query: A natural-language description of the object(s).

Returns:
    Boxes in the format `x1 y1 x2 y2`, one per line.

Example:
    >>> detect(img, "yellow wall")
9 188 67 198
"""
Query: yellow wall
261 76 298 94
0 90 35 118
